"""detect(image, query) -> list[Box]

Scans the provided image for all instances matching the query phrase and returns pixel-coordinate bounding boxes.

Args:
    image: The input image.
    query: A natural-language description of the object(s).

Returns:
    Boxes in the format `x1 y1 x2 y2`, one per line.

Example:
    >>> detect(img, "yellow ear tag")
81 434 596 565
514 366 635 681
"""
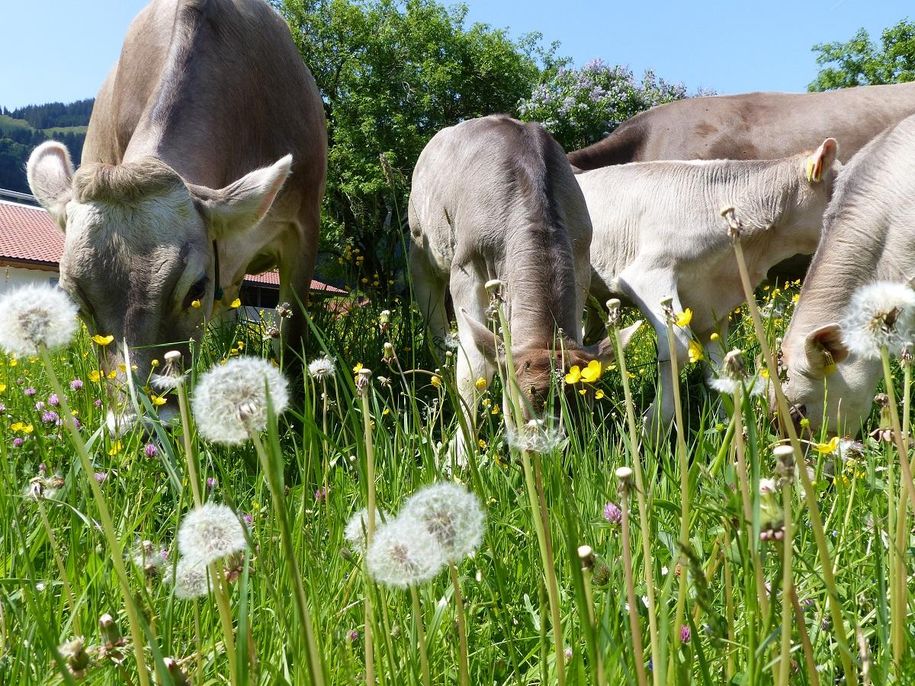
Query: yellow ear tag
805 157 821 183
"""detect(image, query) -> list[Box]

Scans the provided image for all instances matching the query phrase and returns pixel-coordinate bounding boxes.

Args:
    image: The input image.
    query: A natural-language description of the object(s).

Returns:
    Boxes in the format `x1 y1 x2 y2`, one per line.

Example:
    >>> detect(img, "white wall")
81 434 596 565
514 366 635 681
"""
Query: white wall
0 265 59 294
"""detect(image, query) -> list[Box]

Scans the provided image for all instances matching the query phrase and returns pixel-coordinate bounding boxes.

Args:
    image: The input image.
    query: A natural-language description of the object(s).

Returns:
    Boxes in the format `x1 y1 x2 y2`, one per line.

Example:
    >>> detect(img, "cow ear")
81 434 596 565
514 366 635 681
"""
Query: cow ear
27 141 74 230
460 308 503 362
805 138 838 184
804 323 848 375
191 155 293 239
585 320 642 364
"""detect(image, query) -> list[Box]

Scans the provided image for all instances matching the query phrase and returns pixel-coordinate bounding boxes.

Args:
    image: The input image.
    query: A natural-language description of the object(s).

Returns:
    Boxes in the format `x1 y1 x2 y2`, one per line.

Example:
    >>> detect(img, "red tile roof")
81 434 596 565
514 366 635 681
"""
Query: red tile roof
0 200 343 293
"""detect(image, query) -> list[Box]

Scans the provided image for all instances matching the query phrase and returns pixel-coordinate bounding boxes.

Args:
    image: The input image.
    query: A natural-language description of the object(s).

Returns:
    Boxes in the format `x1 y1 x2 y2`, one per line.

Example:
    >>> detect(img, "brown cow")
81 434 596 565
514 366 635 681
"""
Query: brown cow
27 0 326 397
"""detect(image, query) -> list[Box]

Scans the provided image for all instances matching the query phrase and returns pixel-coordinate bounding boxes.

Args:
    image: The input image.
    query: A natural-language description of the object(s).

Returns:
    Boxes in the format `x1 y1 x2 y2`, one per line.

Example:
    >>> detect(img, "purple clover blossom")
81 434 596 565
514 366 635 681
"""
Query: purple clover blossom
94 471 108 484
41 411 59 424
242 513 254 527
144 443 158 458
347 629 359 642
603 501 622 525
34 401 45 411
48 394 59 407
70 379 83 391
94 399 103 408
206 477 218 491
679 624 691 643
314 486 328 502
0 403 5 414
12 437 23 448
72 417 81 431
24 387 36 397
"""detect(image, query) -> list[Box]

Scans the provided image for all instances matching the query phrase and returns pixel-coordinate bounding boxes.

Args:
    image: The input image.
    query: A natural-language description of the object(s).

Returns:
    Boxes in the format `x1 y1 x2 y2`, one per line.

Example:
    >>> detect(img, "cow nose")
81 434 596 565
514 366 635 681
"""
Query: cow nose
788 403 807 432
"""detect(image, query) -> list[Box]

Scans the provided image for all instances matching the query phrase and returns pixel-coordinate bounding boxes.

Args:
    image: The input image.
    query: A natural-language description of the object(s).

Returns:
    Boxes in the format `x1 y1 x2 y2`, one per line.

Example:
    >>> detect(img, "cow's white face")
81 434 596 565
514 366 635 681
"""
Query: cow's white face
26 141 291 388
778 323 881 436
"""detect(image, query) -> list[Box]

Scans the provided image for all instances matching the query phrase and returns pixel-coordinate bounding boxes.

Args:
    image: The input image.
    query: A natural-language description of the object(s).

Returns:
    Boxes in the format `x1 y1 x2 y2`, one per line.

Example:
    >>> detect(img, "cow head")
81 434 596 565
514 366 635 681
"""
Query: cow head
777 322 880 436
27 141 291 394
460 309 641 419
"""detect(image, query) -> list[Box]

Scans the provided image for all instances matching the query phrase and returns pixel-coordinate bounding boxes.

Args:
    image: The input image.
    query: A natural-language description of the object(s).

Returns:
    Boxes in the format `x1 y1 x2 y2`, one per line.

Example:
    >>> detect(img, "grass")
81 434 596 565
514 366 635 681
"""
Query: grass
0 274 911 685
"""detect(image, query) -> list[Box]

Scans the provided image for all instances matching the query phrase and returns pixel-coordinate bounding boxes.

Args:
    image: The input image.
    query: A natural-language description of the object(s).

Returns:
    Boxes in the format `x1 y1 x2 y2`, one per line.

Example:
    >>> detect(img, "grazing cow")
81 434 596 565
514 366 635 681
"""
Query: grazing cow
780 114 915 435
26 0 326 391
409 115 638 460
577 140 840 430
568 83 915 170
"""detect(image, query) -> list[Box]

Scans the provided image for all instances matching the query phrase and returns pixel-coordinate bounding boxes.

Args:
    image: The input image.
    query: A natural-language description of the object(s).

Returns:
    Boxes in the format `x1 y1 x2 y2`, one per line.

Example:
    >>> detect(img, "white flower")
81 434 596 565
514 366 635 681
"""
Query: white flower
758 478 778 495
401 482 485 564
191 357 289 444
177 503 247 565
366 518 446 589
708 374 766 397
0 284 78 356
172 556 209 600
344 507 390 553
841 282 915 359
307 355 336 380
505 419 567 453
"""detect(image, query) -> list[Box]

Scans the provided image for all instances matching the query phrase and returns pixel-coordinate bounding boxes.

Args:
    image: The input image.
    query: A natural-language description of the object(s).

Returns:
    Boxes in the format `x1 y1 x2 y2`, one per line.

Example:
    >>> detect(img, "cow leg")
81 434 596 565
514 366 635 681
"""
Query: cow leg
615 266 692 434
409 244 450 351
277 217 318 391
449 268 494 467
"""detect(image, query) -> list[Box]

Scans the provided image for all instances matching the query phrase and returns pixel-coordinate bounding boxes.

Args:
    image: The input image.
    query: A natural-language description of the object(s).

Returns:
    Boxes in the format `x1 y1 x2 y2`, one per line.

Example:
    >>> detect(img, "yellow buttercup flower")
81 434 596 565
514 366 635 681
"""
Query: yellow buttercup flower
92 334 114 346
478 439 487 449
814 436 840 454
88 370 101 383
11 422 34 434
151 395 167 407
0 383 5 393
431 375 442 388
107 370 118 380
579 388 588 395
353 362 363 375
475 377 488 391
230 298 242 309
595 389 605 400
8 357 17 367
688 340 704 363
564 366 582 384
580 360 602 383
760 367 770 379
491 404 500 415
108 440 122 456
675 308 693 328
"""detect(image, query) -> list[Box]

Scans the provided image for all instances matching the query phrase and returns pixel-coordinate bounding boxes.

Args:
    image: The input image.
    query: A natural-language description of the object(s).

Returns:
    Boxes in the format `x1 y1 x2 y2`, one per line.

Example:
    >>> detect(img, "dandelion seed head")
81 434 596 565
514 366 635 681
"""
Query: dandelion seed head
172 556 209 600
344 507 390 553
366 518 446 589
307 355 336 380
191 357 289 444
177 503 247 565
505 419 567 454
0 284 78 356
401 482 485 563
841 282 915 359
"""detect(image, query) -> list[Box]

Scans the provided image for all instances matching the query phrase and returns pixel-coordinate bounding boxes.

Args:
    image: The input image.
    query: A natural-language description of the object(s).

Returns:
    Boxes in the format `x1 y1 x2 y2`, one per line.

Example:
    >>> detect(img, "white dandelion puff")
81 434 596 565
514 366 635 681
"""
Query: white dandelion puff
841 282 915 359
344 507 390 553
0 284 79 356
177 503 248 565
191 356 289 444
505 419 567 454
401 482 485 564
708 349 766 397
307 355 336 380
366 518 446 589
172 556 209 600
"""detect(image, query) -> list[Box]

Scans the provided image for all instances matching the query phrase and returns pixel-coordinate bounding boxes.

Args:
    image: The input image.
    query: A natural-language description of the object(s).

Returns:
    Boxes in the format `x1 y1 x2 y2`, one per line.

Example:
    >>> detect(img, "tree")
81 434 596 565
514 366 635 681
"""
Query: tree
810 19 915 91
517 59 691 151
275 0 551 287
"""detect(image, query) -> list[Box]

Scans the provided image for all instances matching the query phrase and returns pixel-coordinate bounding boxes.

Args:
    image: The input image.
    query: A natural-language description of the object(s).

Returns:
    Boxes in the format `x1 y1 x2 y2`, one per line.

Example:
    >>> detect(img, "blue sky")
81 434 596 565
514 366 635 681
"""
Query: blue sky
1 1 911 109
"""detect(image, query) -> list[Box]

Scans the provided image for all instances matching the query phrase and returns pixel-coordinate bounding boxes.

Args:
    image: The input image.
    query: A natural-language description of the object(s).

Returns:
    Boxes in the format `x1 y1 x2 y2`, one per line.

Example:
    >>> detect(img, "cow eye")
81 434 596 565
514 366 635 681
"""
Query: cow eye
183 276 208 310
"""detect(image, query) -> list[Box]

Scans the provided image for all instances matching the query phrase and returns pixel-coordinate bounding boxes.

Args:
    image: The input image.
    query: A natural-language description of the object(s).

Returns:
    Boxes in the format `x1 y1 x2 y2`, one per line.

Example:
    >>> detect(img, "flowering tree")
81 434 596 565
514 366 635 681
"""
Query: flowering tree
518 59 690 151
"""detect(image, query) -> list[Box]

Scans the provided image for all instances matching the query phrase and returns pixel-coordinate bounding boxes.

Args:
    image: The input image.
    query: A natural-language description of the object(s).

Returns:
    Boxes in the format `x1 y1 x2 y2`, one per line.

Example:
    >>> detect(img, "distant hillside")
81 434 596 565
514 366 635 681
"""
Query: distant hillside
0 99 92 195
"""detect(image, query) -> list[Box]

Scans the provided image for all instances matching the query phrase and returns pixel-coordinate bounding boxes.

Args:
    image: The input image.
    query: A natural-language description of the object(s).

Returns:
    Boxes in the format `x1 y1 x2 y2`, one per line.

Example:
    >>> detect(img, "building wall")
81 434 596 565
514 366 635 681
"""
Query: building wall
0 265 58 293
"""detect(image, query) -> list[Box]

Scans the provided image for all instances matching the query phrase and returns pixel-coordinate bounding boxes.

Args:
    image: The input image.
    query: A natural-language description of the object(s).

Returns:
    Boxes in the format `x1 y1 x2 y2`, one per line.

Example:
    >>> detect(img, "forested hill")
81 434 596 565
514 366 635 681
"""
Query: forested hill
0 99 93 195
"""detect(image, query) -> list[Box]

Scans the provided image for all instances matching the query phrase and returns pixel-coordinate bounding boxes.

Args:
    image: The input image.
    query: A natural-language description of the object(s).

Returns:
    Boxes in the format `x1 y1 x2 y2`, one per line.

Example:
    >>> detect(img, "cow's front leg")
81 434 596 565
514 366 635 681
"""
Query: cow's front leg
615 266 692 435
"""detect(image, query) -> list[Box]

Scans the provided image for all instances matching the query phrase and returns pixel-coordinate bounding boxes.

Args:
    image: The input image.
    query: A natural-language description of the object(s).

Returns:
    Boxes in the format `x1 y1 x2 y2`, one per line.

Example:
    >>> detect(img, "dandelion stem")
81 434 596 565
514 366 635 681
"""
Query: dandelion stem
449 564 471 686
777 475 794 686
37 346 151 686
609 321 661 685
209 559 239 686
176 380 203 508
880 349 915 511
790 589 820 686
36 499 80 633
410 587 432 686
359 385 378 686
730 235 857 685
619 474 649 686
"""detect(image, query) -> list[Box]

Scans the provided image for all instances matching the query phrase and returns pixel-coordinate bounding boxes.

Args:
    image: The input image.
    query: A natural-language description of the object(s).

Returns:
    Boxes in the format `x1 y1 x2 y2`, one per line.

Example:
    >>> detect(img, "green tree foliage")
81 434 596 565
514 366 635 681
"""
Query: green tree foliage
810 19 915 91
518 59 690 151
276 0 551 285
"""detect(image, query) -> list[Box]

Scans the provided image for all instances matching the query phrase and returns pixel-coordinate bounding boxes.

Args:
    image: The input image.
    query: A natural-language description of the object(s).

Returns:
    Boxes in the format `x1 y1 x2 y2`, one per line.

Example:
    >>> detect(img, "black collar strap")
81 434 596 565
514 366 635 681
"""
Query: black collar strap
213 240 224 302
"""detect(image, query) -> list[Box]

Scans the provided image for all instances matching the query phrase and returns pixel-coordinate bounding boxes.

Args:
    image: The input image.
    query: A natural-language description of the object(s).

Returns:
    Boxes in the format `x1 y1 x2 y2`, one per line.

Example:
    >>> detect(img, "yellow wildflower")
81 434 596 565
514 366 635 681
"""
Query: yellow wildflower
107 370 117 380
595 389 605 400
491 404 500 415
117 363 127 373
88 370 101 383
8 357 17 367
688 340 704 363
478 439 487 450
229 298 241 309
475 377 488 391
814 436 840 454
353 362 363 375
0 383 5 393
580 360 602 383
151 395 167 407
108 440 122 456
92 334 114 346
675 308 693 328
431 375 442 388
564 365 582 384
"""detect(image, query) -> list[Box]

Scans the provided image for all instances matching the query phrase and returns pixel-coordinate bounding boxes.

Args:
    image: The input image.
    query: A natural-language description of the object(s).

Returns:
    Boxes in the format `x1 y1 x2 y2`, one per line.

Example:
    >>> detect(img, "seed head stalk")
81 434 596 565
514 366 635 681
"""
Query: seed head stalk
608 301 662 685
617 468 648 686
410 587 432 686
726 212 857 684
37 345 151 686
776 450 795 686
663 314 690 656
493 297 566 686
358 371 378 686
449 564 471 686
